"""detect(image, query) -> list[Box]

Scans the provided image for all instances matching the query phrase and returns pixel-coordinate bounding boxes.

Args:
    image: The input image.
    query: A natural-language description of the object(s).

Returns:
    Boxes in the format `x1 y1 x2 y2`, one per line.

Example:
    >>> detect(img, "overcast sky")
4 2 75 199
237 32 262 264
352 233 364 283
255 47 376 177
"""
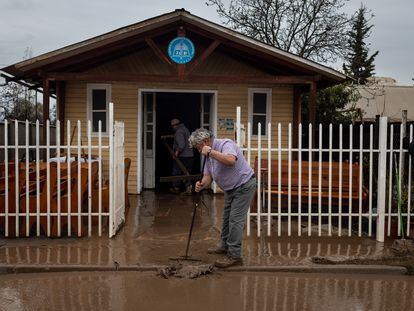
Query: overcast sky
0 0 413 85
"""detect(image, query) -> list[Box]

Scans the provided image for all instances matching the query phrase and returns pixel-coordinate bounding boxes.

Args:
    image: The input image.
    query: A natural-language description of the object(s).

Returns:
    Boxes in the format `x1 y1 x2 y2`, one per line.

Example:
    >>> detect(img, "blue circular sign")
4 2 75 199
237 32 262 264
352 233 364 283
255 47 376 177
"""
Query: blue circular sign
168 37 195 64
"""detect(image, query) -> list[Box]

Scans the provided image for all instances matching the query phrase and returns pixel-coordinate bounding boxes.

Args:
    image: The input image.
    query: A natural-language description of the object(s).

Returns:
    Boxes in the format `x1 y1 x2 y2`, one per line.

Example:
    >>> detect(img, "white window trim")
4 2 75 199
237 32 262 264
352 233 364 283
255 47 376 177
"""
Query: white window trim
248 88 272 137
87 83 111 136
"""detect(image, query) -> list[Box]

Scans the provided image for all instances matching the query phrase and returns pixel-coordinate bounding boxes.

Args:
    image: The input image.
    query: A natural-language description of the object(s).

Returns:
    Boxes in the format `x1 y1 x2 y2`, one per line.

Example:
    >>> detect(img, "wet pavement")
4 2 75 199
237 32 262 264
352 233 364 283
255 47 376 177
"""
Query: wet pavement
0 191 397 268
0 271 413 311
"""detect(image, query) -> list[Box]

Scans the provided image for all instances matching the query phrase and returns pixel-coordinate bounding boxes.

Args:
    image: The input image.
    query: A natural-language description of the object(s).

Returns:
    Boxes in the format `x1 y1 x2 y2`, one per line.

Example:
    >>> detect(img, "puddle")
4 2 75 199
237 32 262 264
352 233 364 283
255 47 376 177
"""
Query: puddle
0 271 413 311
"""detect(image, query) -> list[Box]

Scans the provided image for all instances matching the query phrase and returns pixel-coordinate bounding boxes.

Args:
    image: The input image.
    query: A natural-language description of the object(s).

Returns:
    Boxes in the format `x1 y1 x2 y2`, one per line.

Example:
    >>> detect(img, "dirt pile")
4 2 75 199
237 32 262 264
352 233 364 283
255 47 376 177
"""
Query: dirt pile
158 263 215 279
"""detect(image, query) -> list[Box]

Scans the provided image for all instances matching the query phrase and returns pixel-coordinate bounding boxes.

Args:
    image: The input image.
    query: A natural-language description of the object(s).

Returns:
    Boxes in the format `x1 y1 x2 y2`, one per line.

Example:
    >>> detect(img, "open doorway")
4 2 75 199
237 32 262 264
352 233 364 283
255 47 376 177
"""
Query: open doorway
156 92 201 190
140 90 215 191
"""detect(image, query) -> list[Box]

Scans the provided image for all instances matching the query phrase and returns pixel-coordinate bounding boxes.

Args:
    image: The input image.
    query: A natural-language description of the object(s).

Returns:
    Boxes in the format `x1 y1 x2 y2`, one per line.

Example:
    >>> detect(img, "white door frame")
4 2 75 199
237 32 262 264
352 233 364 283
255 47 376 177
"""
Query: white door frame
137 88 218 194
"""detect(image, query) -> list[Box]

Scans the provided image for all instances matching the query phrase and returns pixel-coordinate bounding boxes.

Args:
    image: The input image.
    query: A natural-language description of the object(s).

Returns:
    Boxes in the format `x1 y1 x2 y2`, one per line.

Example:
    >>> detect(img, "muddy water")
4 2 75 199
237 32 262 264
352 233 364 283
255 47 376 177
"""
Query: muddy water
0 272 413 311
0 191 393 267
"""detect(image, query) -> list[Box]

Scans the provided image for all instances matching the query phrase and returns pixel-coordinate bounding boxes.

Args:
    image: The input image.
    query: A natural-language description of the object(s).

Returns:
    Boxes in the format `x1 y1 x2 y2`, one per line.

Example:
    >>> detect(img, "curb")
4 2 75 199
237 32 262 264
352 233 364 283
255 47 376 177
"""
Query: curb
0 264 163 274
223 265 408 275
0 264 407 275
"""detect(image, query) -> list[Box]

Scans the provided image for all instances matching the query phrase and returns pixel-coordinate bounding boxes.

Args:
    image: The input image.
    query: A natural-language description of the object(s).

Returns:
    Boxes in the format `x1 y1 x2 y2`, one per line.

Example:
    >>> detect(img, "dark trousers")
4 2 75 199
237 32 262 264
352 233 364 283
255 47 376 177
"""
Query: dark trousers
172 157 193 189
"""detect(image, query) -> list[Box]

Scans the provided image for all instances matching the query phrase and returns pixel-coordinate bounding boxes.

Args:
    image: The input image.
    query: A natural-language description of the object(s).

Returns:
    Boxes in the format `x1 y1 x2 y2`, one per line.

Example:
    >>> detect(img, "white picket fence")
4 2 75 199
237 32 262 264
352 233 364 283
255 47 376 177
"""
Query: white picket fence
235 107 413 242
0 103 125 238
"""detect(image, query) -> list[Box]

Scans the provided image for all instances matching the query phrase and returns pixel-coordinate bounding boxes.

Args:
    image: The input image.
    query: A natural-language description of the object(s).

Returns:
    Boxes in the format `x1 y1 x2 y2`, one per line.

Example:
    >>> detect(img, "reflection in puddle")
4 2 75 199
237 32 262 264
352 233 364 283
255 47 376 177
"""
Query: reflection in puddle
0 192 390 267
0 272 413 311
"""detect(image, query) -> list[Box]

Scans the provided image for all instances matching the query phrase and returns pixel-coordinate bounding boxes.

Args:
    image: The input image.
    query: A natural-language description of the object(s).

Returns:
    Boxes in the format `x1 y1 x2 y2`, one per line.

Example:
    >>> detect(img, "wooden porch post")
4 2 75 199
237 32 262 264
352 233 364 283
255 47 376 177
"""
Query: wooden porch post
56 81 66 143
292 86 302 148
308 81 317 126
42 78 50 144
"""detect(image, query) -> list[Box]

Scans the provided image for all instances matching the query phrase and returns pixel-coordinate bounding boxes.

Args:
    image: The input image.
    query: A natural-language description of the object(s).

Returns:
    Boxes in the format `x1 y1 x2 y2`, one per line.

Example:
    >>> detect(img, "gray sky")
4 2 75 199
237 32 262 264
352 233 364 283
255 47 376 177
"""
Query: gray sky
1 0 413 85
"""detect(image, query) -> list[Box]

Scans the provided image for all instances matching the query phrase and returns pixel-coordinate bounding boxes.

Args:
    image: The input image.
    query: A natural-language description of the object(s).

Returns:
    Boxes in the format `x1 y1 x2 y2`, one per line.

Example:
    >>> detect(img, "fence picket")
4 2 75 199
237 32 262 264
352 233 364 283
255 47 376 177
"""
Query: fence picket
408 125 413 236
46 120 51 237
328 124 332 236
338 124 343 236
15 120 19 237
25 120 29 236
56 120 61 237
98 121 102 237
88 120 92 237
4 120 9 237
388 125 394 236
77 120 82 237
348 124 353 236
36 121 40 237
257 123 261 237
247 122 251 236
368 124 373 237
67 120 72 237
398 124 404 235
277 123 282 236
318 124 322 236
288 123 292 236
358 124 363 236
298 123 302 236
267 122 271 236
308 123 312 237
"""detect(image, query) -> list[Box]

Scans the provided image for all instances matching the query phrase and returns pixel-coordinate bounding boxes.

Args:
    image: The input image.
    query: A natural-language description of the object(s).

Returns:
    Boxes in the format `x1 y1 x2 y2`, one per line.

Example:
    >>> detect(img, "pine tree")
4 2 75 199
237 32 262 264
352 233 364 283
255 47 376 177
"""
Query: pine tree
343 6 379 84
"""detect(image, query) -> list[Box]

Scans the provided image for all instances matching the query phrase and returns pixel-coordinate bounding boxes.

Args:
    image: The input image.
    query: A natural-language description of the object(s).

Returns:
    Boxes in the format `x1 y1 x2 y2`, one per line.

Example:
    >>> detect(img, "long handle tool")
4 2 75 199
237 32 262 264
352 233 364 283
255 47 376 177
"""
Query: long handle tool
170 155 208 261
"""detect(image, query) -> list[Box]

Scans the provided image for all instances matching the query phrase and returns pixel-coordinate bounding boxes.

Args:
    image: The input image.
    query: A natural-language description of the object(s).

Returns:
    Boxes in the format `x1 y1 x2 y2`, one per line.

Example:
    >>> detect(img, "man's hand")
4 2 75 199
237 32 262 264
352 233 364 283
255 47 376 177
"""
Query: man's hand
201 146 212 156
195 181 204 192
174 150 180 157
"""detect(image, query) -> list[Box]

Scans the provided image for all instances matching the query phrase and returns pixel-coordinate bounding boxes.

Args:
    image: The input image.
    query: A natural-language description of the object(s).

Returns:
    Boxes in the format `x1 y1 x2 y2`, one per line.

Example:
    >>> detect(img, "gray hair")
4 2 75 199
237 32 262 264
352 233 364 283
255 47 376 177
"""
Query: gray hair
188 128 214 148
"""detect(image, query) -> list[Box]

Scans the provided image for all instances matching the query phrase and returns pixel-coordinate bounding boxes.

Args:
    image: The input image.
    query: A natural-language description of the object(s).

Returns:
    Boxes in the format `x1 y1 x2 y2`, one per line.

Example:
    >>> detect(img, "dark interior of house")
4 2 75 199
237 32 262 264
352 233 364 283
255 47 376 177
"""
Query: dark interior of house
155 92 202 190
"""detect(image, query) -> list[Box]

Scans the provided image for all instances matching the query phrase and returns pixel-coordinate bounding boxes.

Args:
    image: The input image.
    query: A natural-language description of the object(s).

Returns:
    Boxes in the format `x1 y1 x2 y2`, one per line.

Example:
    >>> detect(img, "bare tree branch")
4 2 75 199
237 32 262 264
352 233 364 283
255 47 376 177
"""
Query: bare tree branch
207 0 353 63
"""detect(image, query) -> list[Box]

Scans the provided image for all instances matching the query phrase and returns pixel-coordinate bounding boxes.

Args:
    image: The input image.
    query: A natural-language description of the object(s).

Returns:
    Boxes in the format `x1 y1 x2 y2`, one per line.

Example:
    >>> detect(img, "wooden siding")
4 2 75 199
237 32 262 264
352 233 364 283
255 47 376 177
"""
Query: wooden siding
64 50 294 194
84 48 274 77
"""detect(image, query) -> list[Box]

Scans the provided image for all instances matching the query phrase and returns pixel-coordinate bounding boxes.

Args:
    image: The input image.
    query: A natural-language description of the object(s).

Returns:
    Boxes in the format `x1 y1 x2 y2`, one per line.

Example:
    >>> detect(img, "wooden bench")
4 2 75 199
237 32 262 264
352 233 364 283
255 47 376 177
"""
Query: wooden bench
252 157 368 212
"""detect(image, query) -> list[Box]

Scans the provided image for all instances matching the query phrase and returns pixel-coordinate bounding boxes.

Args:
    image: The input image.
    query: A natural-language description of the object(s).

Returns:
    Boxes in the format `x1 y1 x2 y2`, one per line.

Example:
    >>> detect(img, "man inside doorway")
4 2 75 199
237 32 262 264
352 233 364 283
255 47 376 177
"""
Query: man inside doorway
170 118 194 195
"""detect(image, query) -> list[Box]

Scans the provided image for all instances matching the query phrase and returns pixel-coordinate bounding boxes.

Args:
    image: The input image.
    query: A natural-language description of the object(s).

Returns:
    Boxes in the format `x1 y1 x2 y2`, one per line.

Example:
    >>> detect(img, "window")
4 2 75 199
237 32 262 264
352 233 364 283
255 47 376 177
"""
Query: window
248 89 271 136
201 93 213 130
87 84 111 134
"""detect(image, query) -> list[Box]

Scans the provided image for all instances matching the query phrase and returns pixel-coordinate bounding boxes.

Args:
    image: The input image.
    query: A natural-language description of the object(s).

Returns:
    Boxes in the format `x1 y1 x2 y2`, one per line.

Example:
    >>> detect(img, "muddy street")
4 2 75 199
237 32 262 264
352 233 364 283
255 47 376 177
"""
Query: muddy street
1 271 413 311
0 192 394 268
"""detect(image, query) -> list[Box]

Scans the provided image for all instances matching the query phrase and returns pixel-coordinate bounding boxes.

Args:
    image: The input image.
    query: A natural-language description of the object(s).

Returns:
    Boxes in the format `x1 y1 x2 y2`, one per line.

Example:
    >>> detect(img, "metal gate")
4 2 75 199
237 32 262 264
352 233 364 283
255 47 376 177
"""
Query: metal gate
1 102 125 238
109 120 125 237
234 107 414 242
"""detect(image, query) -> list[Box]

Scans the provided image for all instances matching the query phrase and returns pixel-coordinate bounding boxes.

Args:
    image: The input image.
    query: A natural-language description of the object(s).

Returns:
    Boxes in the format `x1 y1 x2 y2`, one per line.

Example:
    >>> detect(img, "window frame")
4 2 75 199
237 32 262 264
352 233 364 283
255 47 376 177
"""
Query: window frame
248 88 272 137
87 83 111 136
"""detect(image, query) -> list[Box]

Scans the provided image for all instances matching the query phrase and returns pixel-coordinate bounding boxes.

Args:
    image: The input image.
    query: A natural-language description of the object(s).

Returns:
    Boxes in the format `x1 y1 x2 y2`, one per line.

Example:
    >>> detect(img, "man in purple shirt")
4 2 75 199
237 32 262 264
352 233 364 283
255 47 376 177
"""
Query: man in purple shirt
189 128 256 268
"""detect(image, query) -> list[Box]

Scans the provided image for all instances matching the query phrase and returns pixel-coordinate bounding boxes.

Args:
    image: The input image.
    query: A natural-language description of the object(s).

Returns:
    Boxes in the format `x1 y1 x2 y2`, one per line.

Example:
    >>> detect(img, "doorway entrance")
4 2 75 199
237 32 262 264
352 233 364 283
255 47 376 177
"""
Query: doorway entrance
138 90 216 192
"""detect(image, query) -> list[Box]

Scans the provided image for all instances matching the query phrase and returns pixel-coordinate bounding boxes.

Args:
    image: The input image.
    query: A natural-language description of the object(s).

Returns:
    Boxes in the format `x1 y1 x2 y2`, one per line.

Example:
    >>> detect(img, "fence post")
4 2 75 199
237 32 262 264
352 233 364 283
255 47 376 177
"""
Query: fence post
109 102 114 238
376 116 388 242
236 106 241 146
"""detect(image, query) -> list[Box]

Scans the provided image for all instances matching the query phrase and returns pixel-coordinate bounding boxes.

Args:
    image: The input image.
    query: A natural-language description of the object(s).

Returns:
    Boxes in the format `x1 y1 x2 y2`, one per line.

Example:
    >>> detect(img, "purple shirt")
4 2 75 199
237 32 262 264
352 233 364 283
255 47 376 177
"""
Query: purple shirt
204 138 254 191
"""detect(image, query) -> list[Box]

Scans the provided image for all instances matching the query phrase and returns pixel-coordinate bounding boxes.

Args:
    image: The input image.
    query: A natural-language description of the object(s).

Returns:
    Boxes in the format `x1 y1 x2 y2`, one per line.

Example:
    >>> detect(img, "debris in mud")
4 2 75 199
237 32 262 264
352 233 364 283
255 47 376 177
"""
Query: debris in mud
392 239 414 255
158 263 215 279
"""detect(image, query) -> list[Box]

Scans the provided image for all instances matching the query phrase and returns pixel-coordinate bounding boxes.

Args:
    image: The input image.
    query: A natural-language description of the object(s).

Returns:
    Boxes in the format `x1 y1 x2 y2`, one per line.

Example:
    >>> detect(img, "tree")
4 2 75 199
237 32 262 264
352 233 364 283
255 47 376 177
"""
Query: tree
301 83 361 125
0 48 57 123
343 5 379 84
0 81 43 122
206 0 353 63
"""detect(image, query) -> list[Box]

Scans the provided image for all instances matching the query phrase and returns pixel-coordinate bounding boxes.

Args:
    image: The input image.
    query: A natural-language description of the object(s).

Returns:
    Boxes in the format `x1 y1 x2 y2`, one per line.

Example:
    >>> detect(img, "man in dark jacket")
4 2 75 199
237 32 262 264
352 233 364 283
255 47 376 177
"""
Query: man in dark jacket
170 118 194 194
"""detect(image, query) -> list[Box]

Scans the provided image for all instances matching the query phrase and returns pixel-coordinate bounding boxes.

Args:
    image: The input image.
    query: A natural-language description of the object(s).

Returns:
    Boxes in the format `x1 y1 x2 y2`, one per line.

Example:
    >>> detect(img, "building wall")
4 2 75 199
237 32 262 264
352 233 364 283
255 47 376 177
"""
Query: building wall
64 49 294 194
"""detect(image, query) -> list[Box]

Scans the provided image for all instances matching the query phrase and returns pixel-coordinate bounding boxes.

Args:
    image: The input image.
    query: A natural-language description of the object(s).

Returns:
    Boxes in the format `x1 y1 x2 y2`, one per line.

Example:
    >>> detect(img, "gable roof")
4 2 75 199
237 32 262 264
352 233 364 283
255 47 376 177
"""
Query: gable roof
1 9 346 85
